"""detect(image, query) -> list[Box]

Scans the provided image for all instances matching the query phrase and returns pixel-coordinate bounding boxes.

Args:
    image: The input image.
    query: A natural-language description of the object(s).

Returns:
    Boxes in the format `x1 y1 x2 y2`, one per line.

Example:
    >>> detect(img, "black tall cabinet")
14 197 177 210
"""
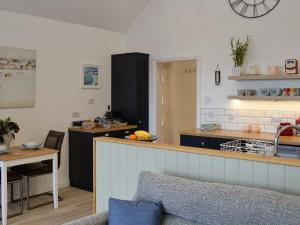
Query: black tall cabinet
111 53 149 131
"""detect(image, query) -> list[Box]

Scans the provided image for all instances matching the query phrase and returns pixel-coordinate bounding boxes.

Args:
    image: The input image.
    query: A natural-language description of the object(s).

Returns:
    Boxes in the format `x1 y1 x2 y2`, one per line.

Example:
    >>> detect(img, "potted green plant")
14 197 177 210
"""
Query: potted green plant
230 36 250 75
0 118 20 147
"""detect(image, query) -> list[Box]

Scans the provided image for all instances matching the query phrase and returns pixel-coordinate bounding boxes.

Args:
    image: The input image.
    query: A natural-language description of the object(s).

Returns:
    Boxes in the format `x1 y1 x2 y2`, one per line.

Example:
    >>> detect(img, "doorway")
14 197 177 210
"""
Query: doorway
156 59 197 145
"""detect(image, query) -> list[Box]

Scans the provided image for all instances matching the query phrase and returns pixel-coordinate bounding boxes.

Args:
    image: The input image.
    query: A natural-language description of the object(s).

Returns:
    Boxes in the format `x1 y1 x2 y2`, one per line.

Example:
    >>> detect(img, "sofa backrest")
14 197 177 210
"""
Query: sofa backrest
135 171 300 225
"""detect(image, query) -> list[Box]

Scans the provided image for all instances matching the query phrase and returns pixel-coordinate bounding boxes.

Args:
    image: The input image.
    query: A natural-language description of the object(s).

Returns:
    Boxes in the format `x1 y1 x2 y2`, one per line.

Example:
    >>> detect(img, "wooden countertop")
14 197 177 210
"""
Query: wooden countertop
180 129 300 146
68 125 138 133
94 137 300 167
0 147 57 161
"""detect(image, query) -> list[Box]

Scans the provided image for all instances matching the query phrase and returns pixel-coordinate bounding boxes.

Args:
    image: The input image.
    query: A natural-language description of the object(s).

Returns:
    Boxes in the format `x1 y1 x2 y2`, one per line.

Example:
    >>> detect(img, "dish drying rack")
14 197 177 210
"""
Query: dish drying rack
220 139 275 156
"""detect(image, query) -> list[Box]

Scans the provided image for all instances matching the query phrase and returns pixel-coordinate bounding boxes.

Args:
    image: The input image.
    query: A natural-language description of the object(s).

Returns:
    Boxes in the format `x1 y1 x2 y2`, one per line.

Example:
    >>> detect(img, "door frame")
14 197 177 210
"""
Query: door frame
151 55 201 135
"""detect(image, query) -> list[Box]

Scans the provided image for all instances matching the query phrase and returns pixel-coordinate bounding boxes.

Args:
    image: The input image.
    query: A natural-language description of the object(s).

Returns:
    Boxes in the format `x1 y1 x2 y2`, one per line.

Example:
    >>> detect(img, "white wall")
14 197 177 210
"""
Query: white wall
125 0 300 131
0 10 125 194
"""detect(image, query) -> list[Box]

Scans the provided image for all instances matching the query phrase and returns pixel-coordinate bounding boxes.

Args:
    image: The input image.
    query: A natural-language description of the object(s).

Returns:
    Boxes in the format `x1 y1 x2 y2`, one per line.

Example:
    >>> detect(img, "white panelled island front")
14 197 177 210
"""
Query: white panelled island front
93 137 300 213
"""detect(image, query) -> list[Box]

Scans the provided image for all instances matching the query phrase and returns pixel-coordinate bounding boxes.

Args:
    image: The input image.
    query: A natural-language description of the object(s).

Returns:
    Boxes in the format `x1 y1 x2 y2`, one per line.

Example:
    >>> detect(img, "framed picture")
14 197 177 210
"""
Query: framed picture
81 64 100 89
0 46 36 108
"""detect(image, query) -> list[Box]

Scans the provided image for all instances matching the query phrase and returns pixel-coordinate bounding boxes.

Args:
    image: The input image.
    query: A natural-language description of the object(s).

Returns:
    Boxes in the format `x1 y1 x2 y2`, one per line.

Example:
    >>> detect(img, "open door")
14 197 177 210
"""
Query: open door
156 60 197 145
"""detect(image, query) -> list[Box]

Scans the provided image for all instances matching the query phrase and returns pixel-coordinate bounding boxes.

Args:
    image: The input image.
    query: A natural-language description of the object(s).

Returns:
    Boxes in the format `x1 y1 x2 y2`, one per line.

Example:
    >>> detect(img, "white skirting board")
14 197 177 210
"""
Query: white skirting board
95 142 300 213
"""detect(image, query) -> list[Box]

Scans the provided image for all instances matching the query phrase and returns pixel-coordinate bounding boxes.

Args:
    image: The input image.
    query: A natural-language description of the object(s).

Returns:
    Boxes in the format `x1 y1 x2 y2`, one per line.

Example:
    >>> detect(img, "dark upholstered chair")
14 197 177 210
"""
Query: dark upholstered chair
12 130 65 209
0 171 23 218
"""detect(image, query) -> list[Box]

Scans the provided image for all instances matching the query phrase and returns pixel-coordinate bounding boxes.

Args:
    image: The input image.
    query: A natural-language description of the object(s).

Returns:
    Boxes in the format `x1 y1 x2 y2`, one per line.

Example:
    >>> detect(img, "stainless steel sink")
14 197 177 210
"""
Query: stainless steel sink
277 145 300 159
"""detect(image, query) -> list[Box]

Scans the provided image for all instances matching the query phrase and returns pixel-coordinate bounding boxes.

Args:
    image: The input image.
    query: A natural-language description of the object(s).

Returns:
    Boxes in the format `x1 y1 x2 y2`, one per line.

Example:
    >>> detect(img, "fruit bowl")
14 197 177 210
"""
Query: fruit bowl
125 135 157 142
125 130 157 142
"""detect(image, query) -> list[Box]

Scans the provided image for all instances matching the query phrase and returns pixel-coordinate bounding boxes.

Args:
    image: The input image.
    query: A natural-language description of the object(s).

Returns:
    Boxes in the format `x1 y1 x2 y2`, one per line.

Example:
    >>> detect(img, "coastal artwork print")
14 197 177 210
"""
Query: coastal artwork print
81 64 100 89
0 46 36 108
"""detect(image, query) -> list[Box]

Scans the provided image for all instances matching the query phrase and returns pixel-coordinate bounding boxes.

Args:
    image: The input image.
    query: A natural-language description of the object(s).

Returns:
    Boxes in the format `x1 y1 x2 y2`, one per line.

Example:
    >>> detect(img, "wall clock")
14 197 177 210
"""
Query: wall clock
229 0 280 18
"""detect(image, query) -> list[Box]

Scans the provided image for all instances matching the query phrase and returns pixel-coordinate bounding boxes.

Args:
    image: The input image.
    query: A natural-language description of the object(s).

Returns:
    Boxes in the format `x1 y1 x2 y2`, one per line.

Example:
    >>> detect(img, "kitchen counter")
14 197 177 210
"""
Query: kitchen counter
94 137 300 213
69 125 138 191
68 125 138 133
180 129 300 146
94 137 300 167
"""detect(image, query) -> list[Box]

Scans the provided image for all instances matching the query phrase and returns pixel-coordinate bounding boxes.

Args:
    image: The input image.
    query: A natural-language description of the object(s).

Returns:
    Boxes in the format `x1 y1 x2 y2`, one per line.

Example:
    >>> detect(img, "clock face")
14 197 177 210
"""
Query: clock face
229 0 280 18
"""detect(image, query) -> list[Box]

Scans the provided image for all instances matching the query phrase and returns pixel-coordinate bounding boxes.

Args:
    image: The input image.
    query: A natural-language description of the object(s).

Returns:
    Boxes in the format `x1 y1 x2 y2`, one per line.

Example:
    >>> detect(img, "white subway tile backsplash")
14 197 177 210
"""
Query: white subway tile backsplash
238 109 251 117
281 118 294 124
200 108 211 115
255 125 265 133
225 109 238 116
271 117 281 124
225 123 238 130
200 108 298 134
264 125 277 133
257 118 272 125
280 111 296 119
265 110 280 118
234 117 245 123
244 117 258 124
228 116 236 122
238 124 250 131
200 115 206 123
205 115 217 122
251 110 265 117
216 116 227 123
212 108 225 116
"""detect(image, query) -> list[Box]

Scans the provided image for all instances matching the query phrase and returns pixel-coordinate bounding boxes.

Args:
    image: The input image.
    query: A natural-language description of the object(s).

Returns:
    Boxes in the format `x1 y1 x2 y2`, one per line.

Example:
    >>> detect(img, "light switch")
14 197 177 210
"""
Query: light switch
88 98 95 104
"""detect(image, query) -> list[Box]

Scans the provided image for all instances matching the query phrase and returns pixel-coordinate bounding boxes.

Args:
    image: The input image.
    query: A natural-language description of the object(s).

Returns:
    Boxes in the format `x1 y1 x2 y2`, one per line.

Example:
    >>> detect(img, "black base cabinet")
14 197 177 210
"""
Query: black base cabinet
69 128 136 192
180 135 234 150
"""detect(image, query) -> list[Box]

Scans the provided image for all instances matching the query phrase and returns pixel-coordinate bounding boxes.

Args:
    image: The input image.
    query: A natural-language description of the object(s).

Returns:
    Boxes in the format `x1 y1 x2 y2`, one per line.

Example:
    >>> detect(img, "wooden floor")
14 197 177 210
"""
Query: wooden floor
7 187 93 225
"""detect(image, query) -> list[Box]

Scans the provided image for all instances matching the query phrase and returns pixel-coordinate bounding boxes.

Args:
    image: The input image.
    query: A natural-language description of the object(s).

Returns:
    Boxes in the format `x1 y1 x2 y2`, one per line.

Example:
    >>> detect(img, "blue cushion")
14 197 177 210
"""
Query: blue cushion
108 198 163 225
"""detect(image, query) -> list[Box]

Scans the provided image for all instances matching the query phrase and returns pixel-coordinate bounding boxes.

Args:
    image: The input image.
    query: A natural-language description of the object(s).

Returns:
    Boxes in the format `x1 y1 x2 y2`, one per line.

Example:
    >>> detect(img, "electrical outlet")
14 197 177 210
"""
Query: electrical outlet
204 95 212 104
88 98 95 104
72 112 80 118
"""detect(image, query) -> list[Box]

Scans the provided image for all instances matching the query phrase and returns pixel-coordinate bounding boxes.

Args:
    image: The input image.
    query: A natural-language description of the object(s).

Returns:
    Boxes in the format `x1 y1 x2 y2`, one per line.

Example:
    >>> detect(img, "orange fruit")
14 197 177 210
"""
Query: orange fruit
128 134 137 140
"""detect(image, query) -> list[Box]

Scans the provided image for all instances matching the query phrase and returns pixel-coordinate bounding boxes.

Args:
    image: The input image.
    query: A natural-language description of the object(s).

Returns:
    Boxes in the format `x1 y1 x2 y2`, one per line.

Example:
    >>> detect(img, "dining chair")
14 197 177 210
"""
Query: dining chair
0 171 23 218
12 130 65 209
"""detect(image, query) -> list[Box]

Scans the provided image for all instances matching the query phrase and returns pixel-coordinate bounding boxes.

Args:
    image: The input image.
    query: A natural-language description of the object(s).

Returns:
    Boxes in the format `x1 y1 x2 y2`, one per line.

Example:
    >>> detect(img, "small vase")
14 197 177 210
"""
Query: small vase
2 134 12 148
233 66 242 76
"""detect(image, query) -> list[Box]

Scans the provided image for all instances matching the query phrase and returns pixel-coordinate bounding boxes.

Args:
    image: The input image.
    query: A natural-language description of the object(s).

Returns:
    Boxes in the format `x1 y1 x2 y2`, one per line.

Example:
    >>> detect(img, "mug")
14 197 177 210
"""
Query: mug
251 124 261 133
289 88 300 96
283 88 290 96
238 89 246 96
260 88 270 96
249 65 260 75
245 89 252 96
267 66 282 75
242 124 251 132
269 88 282 96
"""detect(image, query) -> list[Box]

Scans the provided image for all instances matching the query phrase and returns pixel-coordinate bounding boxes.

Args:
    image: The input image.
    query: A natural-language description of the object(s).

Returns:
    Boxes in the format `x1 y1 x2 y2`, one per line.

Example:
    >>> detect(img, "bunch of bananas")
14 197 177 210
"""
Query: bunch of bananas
134 130 150 141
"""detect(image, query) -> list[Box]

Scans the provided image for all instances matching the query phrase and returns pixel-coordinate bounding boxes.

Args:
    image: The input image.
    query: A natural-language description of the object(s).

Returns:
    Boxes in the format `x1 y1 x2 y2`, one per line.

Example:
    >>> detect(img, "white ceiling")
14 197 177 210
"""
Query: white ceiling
0 0 150 33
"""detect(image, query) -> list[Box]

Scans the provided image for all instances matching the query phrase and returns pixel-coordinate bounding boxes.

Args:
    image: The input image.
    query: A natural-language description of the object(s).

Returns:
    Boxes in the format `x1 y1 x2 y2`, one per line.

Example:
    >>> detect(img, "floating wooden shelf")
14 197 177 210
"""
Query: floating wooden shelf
228 96 300 101
228 74 300 80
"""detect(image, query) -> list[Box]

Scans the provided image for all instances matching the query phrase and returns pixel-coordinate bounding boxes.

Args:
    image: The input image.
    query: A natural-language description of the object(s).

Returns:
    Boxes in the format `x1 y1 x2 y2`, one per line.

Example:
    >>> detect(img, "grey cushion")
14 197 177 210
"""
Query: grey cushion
162 214 200 225
62 212 108 225
135 171 300 225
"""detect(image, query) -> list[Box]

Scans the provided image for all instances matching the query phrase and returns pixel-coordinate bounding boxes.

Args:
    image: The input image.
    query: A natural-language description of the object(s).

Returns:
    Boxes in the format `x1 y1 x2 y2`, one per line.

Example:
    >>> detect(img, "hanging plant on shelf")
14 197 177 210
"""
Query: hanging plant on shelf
0 117 20 147
230 35 250 76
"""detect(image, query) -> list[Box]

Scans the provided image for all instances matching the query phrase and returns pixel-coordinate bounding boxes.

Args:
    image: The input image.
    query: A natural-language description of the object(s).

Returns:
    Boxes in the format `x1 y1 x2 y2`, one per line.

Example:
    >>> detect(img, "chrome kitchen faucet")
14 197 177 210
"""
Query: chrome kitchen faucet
274 125 300 156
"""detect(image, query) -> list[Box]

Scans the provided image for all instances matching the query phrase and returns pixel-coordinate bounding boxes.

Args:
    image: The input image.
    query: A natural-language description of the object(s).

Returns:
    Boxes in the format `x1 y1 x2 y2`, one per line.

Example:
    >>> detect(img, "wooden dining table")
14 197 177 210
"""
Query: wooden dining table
0 147 58 225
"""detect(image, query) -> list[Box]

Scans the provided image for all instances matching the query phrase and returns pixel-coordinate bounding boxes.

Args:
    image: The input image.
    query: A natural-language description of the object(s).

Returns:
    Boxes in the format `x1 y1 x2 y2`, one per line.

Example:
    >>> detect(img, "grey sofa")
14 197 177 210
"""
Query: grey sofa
64 171 300 225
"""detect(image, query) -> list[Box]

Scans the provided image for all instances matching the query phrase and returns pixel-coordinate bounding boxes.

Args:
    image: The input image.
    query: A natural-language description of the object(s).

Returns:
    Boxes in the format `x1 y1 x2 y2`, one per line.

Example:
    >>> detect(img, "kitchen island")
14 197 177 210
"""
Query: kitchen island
93 137 300 213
